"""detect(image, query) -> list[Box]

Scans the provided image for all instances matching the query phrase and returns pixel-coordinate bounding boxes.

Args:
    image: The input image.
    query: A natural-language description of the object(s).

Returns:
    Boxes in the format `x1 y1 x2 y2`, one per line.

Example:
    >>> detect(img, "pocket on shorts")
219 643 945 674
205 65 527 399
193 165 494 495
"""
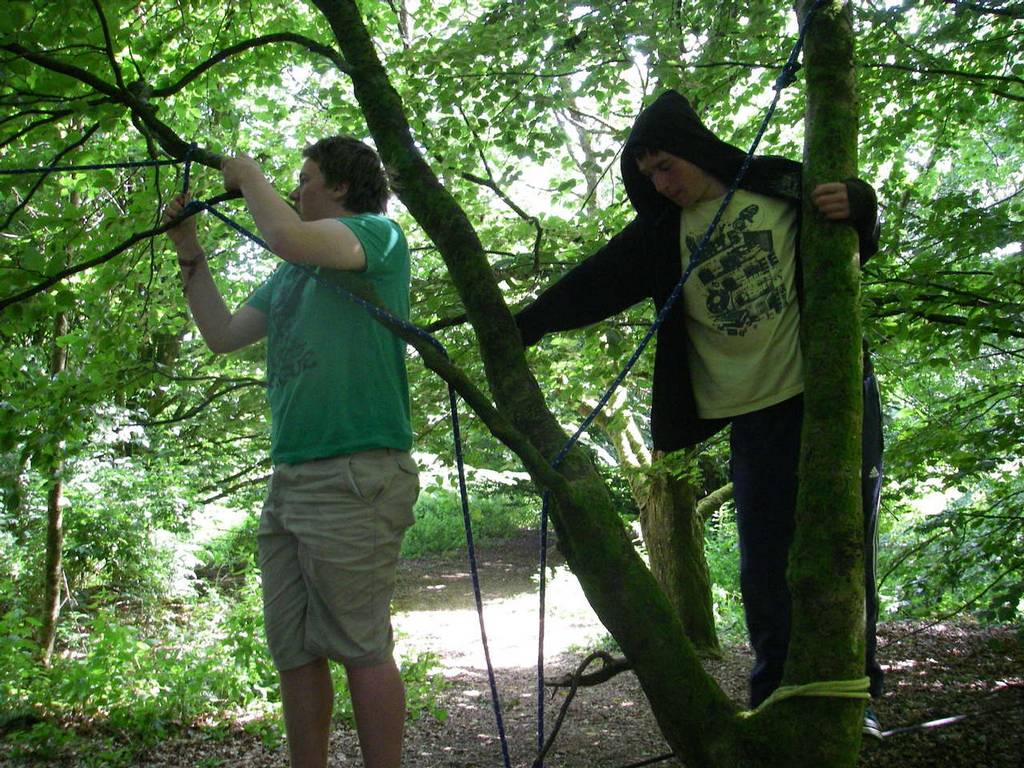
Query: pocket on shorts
347 451 405 505
392 452 420 529
358 451 419 532
395 452 420 484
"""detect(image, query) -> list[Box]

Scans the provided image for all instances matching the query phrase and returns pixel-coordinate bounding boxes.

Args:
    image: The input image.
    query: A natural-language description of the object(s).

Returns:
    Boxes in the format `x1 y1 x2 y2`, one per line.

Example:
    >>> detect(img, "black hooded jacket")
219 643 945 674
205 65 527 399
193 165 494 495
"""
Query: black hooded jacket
515 90 880 451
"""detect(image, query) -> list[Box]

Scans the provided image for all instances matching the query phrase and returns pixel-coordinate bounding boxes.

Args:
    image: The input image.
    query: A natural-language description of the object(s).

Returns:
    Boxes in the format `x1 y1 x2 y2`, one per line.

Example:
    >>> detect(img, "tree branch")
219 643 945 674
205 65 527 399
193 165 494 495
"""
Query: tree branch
696 482 733 521
872 309 1024 339
2 42 121 99
423 312 468 332
1 42 222 167
91 0 128 91
455 103 544 270
0 107 74 128
991 88 1024 102
543 650 632 689
869 60 1024 88
669 56 1024 95
535 651 636 768
461 170 544 270
449 58 631 81
151 33 350 98
944 0 1024 19
0 112 74 150
140 381 265 426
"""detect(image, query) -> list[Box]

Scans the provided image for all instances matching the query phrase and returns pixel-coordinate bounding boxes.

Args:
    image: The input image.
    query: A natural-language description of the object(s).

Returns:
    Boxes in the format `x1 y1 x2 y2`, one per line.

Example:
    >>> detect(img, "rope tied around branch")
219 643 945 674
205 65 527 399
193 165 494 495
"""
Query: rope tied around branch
744 677 872 717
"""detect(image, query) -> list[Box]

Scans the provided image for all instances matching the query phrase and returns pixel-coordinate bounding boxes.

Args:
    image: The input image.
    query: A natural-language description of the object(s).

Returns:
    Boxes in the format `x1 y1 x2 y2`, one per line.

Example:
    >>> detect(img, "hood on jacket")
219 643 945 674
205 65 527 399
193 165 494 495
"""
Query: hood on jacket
621 90 802 220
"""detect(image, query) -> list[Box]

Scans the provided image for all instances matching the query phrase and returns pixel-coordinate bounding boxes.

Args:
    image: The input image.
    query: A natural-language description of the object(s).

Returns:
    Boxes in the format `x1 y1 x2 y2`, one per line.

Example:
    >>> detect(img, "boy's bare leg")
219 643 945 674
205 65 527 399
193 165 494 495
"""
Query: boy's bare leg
346 657 406 768
280 657 333 768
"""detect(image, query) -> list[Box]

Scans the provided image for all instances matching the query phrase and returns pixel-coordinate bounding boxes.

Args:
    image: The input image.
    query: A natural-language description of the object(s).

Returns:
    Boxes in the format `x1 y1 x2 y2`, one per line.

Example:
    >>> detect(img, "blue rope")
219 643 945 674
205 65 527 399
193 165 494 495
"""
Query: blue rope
448 380 513 768
182 143 197 194
532 0 829 760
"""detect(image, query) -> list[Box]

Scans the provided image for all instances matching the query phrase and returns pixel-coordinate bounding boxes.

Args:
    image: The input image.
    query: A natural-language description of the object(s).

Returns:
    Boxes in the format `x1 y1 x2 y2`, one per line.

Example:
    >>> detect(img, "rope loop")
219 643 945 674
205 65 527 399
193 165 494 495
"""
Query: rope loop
742 677 872 717
774 64 801 92
182 142 198 194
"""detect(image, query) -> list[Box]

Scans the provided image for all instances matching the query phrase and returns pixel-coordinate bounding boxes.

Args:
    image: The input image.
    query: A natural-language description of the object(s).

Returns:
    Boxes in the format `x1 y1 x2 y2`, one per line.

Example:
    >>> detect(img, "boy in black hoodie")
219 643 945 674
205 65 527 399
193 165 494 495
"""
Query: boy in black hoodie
516 91 884 737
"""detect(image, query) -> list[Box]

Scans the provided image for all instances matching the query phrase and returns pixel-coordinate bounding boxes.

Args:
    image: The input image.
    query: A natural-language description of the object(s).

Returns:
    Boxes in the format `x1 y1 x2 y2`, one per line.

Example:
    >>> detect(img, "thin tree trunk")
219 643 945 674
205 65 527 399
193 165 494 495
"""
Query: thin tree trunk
592 395 721 656
790 0 865 694
640 450 721 656
40 310 68 666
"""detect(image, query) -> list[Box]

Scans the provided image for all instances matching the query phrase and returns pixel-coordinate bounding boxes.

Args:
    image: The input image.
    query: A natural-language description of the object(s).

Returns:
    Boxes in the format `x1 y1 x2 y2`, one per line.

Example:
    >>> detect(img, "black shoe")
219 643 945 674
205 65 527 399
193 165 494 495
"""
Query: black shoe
863 706 883 741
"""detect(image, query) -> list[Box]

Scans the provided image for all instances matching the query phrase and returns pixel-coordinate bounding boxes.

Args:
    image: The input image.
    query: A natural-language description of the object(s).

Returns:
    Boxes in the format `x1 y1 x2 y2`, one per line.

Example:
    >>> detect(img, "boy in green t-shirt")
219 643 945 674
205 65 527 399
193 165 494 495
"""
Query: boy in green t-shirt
164 136 416 768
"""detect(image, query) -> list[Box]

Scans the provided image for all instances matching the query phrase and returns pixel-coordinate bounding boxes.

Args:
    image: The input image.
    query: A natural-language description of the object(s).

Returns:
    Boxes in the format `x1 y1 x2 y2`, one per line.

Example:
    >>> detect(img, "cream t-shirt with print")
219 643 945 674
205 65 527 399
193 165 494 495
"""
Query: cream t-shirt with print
680 189 804 419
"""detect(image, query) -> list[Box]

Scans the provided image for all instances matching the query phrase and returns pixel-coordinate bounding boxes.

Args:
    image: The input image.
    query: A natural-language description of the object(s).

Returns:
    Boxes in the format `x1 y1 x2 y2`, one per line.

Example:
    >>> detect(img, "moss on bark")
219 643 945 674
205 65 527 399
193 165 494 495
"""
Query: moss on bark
781 2 867 765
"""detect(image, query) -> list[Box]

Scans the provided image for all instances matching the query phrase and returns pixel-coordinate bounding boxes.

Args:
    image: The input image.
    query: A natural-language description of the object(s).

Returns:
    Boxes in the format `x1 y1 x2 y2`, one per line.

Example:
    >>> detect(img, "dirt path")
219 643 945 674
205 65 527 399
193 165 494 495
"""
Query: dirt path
392 532 608 673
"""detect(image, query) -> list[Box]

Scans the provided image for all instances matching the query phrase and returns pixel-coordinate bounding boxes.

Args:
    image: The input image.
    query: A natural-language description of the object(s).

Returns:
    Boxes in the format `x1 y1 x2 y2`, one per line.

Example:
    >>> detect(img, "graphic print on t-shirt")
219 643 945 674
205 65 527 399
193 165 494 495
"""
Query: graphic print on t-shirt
266 272 317 390
685 203 786 336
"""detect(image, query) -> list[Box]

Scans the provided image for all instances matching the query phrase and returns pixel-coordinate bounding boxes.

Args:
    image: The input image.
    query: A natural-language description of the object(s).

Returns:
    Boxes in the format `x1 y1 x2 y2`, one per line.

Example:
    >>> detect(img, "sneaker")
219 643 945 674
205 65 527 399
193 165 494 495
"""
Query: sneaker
863 706 883 741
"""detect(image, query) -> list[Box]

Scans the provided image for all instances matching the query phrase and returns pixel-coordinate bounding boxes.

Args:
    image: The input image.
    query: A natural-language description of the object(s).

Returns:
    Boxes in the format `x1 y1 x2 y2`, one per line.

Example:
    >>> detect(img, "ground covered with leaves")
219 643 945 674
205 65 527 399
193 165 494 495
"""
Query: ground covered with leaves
2 540 1021 768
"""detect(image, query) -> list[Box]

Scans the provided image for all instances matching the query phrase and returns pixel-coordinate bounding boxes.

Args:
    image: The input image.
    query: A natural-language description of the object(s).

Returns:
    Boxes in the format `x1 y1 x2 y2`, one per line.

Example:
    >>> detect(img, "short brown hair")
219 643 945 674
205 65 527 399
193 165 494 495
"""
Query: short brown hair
302 136 390 214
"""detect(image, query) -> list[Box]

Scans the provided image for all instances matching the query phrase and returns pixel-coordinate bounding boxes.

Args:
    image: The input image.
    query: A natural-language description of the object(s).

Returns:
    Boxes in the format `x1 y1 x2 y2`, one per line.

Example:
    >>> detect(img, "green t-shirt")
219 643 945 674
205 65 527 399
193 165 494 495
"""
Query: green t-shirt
680 189 804 419
246 213 412 464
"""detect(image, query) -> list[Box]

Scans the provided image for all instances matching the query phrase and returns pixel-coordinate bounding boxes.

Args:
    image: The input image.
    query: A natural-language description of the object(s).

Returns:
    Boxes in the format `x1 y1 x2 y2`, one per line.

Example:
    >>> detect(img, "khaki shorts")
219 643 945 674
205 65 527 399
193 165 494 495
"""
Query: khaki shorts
258 448 419 671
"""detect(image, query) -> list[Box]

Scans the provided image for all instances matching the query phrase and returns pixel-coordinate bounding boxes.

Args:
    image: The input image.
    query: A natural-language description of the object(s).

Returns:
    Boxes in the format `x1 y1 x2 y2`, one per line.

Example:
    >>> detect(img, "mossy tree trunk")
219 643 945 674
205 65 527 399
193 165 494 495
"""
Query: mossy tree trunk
739 1 868 765
790 0 865 700
640 449 721 657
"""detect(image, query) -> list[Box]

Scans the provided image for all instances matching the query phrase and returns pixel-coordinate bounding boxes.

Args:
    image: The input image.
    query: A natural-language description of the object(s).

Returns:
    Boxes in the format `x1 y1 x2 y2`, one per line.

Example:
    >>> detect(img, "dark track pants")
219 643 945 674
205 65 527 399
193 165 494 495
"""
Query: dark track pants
730 374 885 708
